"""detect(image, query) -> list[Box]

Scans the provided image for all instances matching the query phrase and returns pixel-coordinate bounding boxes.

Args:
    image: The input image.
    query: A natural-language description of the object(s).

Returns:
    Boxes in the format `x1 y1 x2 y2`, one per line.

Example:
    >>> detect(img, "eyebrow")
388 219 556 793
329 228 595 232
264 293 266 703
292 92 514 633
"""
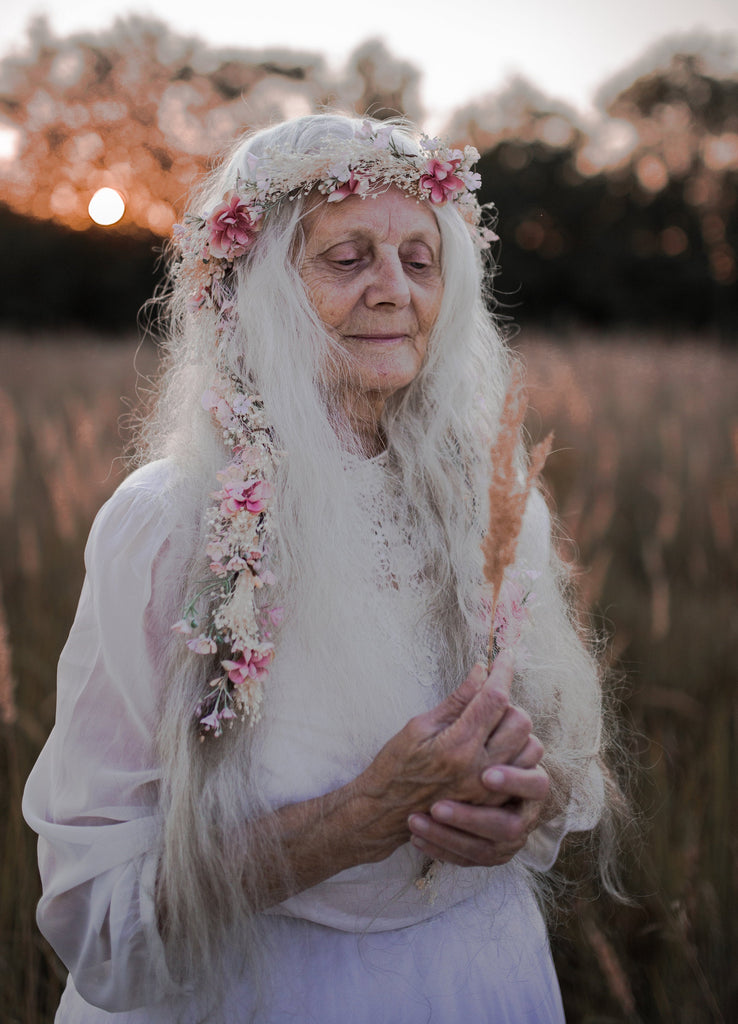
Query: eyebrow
318 231 440 257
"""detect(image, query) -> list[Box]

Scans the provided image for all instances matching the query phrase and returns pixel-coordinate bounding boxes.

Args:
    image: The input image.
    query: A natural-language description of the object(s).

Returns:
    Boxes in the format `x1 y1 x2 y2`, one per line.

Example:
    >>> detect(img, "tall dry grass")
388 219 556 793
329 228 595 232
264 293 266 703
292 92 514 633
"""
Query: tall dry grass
1 330 736 1023
0 333 157 1022
521 333 737 1024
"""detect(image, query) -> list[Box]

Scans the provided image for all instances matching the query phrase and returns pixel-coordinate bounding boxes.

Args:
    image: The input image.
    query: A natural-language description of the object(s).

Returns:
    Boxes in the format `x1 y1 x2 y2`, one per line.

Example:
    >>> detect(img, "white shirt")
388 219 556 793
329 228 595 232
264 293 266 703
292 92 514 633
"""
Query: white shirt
23 459 595 1021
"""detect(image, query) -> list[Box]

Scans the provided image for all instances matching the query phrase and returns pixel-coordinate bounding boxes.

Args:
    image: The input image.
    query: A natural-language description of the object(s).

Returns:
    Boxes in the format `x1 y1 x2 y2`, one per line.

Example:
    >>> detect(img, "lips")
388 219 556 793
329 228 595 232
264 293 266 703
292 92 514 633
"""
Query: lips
346 333 409 343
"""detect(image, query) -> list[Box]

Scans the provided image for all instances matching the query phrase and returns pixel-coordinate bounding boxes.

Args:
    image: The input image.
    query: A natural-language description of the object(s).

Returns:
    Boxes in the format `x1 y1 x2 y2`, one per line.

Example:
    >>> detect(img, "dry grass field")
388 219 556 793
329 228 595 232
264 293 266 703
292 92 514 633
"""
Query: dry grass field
1 330 736 1023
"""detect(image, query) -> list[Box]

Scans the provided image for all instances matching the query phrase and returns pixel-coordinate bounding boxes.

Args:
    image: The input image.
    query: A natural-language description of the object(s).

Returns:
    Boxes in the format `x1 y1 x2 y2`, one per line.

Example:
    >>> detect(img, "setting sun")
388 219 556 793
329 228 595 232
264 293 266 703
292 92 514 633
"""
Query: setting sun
88 187 125 226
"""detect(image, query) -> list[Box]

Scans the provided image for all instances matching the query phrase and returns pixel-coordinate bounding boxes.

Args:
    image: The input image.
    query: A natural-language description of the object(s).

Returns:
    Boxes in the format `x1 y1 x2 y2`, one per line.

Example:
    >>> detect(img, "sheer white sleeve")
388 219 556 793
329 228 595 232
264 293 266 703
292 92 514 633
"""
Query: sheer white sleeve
22 461 185 1011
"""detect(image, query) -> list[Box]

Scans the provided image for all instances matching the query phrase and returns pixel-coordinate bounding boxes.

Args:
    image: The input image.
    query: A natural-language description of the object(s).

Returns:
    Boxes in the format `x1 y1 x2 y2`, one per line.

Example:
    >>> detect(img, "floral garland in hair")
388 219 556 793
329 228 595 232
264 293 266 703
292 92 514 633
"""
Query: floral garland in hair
172 375 284 738
172 120 497 314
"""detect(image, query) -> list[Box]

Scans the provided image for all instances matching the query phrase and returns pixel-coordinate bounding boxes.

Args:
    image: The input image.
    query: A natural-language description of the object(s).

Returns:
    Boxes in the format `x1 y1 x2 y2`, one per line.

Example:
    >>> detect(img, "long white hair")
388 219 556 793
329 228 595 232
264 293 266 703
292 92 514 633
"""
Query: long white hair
140 113 623 1016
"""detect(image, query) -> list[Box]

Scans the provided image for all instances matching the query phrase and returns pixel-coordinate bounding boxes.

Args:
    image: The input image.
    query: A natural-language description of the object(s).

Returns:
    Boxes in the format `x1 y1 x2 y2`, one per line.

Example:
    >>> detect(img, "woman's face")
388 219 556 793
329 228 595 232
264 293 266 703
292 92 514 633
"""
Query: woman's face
300 186 444 437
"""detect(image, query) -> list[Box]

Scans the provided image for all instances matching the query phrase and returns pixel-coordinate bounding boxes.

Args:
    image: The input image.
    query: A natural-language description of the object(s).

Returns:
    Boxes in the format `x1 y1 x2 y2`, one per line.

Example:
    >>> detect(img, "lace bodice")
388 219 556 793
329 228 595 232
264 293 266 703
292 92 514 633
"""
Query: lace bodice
347 452 447 700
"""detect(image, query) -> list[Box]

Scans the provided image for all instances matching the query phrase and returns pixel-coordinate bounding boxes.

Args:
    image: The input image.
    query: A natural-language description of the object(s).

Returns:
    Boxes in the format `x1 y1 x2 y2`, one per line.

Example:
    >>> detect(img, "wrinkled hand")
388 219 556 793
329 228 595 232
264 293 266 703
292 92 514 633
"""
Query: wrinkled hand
251 653 550 905
402 653 550 868
352 651 545 862
407 762 550 866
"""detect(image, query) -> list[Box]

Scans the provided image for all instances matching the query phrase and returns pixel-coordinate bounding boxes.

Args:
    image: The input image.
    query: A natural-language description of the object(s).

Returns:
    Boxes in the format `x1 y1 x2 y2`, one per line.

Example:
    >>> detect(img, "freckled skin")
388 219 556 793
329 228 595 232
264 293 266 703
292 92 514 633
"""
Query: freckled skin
300 187 444 449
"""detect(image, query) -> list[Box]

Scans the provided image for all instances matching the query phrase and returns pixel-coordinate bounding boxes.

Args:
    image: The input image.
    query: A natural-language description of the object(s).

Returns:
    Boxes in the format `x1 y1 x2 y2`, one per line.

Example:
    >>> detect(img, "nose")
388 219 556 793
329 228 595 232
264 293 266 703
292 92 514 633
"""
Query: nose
364 249 411 309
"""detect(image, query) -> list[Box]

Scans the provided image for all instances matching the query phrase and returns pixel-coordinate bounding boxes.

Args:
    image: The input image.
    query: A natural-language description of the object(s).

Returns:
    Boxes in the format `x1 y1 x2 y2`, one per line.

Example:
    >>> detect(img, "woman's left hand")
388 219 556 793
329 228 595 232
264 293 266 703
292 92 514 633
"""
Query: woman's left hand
407 763 550 867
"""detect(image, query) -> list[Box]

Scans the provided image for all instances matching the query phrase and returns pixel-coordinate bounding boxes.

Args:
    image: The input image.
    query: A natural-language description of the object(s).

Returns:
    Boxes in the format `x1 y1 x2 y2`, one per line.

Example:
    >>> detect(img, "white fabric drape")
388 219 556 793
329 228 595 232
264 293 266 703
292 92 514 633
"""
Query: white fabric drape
23 459 586 1022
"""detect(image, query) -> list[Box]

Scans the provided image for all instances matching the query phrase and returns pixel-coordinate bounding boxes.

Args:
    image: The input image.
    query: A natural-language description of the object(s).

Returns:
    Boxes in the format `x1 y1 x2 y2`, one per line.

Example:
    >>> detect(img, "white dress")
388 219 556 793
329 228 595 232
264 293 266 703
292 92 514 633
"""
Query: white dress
23 458 583 1023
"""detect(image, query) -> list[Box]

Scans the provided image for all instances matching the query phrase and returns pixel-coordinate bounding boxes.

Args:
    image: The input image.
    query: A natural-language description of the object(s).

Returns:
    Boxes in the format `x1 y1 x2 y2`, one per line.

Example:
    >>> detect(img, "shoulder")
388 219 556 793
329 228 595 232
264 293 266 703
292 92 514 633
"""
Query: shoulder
85 459 183 571
517 488 551 571
112 457 180 505
522 487 550 533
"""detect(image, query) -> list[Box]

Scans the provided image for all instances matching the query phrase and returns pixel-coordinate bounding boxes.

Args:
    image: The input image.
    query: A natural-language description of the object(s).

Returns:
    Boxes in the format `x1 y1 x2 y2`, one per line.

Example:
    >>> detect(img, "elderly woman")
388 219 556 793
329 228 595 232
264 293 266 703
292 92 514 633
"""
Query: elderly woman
24 113 615 1023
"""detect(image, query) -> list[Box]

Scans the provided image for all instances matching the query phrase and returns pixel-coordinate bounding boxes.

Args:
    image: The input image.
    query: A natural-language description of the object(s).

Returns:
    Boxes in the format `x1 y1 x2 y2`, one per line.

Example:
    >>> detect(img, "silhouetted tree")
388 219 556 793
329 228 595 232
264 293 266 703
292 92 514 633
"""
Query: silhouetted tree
0 17 423 234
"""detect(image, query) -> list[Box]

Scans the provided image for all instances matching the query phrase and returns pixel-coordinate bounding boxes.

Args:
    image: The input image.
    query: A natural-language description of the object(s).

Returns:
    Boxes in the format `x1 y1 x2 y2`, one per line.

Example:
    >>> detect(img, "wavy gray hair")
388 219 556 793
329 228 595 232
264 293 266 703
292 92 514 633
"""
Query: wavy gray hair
140 113 623 1019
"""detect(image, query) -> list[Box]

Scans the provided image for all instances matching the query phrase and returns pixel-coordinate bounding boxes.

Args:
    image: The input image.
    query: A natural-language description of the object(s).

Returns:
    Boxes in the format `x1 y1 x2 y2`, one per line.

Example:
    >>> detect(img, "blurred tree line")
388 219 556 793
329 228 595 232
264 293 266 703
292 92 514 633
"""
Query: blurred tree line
0 17 735 335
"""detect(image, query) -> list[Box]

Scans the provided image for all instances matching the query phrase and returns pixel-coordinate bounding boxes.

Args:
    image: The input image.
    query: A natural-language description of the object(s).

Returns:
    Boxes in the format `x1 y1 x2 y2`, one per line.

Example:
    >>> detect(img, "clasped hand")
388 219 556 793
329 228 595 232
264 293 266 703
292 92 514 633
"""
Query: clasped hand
357 651 549 868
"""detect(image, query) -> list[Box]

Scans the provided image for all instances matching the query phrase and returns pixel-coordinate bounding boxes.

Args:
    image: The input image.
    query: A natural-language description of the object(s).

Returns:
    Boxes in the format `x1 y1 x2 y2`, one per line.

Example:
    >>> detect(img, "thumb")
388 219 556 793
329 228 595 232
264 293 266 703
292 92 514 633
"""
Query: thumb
485 648 516 698
442 648 516 743
429 662 488 729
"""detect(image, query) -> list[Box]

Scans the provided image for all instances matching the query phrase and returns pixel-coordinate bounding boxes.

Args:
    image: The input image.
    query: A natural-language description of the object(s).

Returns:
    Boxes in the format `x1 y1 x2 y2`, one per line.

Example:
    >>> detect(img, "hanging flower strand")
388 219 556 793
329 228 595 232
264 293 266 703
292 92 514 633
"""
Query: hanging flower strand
481 365 553 670
172 376 284 738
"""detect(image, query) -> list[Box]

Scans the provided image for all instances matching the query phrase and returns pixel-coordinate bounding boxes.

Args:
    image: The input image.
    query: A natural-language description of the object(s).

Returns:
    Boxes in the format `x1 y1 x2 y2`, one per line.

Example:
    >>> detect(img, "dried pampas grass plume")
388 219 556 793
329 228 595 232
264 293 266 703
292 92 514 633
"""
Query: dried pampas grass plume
482 363 552 668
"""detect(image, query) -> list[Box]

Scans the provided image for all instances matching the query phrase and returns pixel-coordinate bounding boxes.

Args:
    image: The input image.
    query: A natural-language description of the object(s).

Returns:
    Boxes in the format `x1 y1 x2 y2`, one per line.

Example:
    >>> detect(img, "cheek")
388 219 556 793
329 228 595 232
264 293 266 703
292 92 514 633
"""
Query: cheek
309 281 356 330
422 286 444 333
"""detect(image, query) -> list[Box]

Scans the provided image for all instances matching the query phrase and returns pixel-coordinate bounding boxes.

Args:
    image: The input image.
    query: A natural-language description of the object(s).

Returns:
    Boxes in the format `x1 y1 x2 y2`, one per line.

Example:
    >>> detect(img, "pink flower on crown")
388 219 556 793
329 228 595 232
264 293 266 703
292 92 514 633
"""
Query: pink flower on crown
206 538 228 560
458 169 482 192
202 389 237 430
186 635 218 655
206 193 259 259
199 710 223 734
225 555 249 573
232 444 262 469
420 157 465 205
327 170 368 202
220 478 273 516
198 704 237 735
222 648 274 686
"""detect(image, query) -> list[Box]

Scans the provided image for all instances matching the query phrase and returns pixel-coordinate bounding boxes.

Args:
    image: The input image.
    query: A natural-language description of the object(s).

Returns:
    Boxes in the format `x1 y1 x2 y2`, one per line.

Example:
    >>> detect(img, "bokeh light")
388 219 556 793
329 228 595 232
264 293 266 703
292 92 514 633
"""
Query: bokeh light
0 126 20 161
88 187 125 226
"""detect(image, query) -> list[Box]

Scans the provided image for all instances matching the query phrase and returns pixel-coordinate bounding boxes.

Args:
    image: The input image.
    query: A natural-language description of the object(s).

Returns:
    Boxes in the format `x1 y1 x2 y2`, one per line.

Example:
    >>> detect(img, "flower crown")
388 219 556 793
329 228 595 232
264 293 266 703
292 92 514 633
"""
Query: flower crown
172 121 497 315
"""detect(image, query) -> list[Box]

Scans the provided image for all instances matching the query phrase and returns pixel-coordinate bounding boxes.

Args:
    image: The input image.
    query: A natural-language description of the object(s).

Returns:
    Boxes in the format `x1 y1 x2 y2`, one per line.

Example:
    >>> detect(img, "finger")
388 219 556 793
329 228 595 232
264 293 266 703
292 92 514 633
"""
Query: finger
509 734 544 769
409 807 527 866
444 650 516 746
480 765 550 803
409 822 519 867
484 705 532 765
409 831 476 864
425 798 528 839
427 800 541 843
427 662 488 729
487 648 515 696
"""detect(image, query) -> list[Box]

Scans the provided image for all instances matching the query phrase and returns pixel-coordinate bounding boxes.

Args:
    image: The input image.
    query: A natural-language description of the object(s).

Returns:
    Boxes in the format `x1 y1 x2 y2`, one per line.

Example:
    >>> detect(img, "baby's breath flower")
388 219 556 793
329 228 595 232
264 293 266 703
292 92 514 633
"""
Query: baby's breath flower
176 376 283 737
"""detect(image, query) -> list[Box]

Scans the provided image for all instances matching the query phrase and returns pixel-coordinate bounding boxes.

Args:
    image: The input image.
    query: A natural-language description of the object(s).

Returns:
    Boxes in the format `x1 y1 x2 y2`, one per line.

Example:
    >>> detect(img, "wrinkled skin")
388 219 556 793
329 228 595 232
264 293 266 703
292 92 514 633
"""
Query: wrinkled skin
250 652 550 910
352 651 550 868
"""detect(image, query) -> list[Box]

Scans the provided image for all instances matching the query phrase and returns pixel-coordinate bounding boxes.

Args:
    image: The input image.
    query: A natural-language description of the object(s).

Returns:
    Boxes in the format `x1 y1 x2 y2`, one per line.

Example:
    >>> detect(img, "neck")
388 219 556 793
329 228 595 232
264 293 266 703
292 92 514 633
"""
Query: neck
329 391 386 458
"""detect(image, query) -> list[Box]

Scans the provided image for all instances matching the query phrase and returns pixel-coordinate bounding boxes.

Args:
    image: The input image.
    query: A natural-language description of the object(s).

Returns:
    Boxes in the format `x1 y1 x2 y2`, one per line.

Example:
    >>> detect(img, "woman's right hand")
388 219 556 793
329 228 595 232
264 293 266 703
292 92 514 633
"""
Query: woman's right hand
246 652 541 906
348 651 536 861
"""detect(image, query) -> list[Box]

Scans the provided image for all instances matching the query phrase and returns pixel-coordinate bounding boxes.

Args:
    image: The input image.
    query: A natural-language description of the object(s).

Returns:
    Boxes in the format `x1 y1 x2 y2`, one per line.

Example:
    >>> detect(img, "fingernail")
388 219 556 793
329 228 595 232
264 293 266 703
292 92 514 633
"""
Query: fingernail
470 663 487 688
432 802 453 822
408 814 427 833
483 768 505 786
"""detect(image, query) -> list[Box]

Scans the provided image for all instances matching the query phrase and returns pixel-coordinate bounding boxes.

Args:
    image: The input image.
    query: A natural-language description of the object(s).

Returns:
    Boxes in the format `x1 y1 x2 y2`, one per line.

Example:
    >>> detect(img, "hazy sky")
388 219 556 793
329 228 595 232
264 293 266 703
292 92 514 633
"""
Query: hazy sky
5 0 738 128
